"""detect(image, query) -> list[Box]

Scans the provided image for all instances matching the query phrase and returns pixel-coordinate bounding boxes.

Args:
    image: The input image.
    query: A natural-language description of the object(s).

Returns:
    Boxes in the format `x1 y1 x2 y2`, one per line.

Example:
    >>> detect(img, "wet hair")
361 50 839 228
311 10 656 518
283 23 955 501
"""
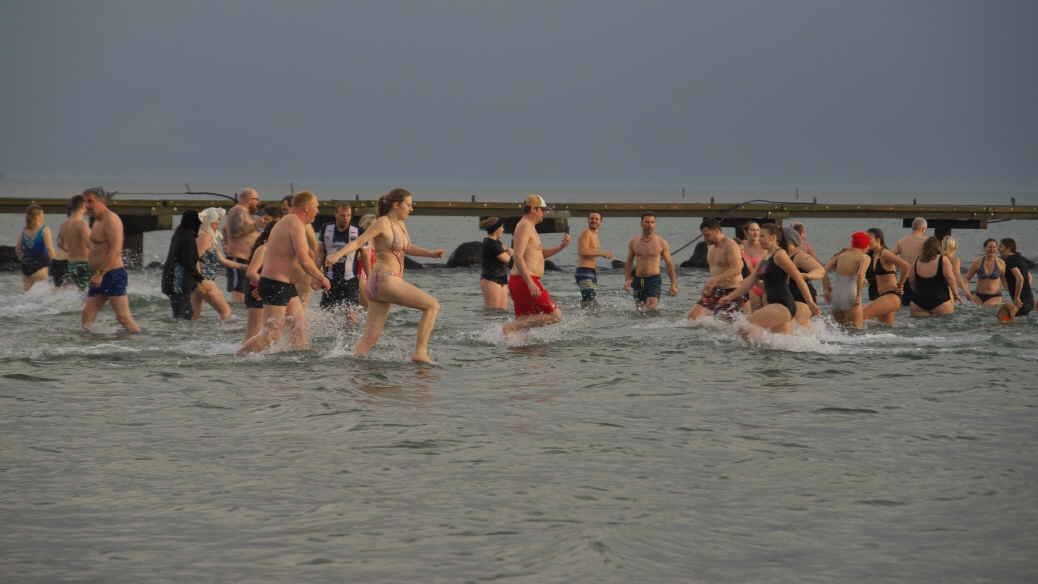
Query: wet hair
334 201 352 213
174 210 202 236
700 217 721 231
983 238 997 249
82 186 106 201
640 211 656 221
25 204 43 228
866 227 887 250
588 210 602 219
291 190 315 208
941 236 957 256
1000 238 1020 256
919 236 941 262
377 188 411 218
69 194 85 211
760 223 788 251
358 213 377 229
912 217 927 231
479 216 504 233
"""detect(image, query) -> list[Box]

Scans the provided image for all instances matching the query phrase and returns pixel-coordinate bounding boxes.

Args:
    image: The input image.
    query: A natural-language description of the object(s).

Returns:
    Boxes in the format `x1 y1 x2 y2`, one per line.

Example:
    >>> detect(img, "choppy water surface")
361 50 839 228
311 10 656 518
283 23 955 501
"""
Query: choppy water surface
2 199 1037 582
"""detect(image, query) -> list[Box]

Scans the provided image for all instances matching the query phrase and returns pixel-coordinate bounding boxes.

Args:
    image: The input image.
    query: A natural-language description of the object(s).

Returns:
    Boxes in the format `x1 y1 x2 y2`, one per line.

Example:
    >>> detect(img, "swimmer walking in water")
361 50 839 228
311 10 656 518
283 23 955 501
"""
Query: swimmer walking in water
624 211 677 310
503 195 571 335
324 189 444 363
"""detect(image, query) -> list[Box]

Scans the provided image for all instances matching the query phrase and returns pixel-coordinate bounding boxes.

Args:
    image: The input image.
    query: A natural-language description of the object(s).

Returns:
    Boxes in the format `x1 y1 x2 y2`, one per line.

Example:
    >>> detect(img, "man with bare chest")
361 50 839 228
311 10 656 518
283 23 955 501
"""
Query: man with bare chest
624 211 678 310
503 195 571 335
81 187 140 332
688 217 746 321
575 211 613 306
891 217 929 307
54 194 92 290
238 191 330 354
223 188 261 303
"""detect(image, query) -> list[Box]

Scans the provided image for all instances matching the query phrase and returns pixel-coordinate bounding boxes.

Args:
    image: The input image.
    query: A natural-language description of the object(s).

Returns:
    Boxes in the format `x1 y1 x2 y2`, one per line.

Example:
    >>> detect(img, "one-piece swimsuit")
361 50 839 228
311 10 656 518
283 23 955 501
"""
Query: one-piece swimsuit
829 255 869 312
758 252 797 317
912 256 951 311
364 222 407 302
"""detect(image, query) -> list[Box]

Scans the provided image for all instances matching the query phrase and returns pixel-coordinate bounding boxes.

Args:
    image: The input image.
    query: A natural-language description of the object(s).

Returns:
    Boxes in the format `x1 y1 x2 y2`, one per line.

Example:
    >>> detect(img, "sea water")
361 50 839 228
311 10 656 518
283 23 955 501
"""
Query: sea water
1 181 1037 582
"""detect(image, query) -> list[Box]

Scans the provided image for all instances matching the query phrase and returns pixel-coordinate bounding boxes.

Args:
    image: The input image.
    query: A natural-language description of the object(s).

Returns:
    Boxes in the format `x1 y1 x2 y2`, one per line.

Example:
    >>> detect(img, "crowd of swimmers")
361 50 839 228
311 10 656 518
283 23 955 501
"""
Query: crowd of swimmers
12 188 1037 360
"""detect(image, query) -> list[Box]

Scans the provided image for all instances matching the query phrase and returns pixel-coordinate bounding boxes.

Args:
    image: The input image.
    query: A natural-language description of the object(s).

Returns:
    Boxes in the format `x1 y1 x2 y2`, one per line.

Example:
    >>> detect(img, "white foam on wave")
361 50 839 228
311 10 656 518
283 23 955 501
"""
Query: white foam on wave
0 284 85 317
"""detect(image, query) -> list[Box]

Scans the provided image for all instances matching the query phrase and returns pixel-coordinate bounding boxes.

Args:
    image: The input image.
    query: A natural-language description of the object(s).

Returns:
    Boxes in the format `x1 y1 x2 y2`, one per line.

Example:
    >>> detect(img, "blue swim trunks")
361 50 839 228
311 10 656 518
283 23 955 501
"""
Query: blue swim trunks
631 273 662 303
575 267 598 304
87 267 128 297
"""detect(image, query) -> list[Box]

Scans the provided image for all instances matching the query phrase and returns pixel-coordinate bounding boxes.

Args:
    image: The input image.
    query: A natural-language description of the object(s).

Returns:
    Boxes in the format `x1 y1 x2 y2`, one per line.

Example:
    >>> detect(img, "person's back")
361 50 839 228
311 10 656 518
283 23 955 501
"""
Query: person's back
59 215 90 261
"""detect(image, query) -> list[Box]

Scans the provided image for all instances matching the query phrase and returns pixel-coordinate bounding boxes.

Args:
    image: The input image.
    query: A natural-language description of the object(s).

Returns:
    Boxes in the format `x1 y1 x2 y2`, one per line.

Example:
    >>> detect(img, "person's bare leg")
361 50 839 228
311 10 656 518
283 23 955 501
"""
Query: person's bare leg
190 289 204 321
644 297 659 310
749 290 763 312
688 304 710 320
503 310 562 335
231 291 245 304
493 284 509 309
21 275 32 292
108 296 141 332
793 302 811 325
354 300 391 355
373 276 441 362
286 298 309 351
81 295 106 330
244 308 263 342
743 304 792 336
863 294 900 325
930 300 955 316
238 305 286 355
480 279 498 309
202 282 232 320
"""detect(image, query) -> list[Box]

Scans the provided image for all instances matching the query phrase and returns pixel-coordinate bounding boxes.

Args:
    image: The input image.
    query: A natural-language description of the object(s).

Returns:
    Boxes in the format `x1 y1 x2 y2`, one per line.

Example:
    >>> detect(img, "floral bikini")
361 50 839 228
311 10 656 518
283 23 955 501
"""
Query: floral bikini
364 222 408 302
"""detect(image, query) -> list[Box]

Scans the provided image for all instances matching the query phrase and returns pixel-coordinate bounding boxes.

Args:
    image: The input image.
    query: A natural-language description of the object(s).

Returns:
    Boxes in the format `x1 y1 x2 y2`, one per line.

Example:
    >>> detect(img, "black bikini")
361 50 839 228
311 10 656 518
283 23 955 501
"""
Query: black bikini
788 251 817 304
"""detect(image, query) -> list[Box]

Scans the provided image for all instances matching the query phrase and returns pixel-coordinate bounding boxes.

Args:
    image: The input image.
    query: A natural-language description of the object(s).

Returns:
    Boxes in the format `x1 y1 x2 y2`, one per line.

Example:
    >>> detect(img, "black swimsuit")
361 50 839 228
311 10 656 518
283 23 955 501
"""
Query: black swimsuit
912 256 951 311
759 253 797 316
788 251 817 304
868 250 900 298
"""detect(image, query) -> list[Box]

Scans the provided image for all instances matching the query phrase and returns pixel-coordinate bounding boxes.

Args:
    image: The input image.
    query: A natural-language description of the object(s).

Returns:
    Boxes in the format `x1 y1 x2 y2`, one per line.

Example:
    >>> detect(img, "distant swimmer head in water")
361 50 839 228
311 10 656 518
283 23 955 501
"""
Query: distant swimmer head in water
998 302 1018 323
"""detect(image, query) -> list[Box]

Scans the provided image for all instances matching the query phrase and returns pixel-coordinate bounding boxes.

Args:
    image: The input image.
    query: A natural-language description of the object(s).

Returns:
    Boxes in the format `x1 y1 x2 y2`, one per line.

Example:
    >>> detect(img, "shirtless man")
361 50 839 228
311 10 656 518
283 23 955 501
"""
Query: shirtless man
223 188 261 303
790 222 820 261
575 211 613 306
54 194 92 290
238 191 331 355
282 195 320 306
624 211 678 310
503 195 571 335
81 187 140 332
891 217 928 307
687 217 745 321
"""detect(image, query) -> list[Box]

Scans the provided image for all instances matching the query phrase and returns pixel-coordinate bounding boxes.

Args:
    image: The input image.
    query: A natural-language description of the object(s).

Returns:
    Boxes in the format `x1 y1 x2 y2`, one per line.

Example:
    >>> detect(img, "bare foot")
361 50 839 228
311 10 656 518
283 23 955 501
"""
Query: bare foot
502 322 519 335
411 352 434 363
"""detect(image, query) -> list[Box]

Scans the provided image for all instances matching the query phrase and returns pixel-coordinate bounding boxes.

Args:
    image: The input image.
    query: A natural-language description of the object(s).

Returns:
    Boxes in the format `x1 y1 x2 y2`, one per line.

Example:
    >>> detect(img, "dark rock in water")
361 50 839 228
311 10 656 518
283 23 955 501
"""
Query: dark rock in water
0 245 19 272
680 241 709 268
1025 256 1036 270
447 241 483 268
404 257 424 270
544 260 562 272
611 259 625 269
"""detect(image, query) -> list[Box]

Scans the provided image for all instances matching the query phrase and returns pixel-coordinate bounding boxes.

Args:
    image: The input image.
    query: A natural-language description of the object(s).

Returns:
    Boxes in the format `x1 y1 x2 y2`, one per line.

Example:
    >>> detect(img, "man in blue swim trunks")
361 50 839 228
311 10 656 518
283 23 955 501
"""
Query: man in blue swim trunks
624 211 678 310
81 187 140 332
575 211 613 307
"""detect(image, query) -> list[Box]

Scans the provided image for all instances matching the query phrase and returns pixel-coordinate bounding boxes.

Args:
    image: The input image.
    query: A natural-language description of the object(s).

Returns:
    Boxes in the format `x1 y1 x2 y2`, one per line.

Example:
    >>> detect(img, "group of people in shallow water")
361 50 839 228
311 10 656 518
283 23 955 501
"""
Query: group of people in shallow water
13 188 1037 360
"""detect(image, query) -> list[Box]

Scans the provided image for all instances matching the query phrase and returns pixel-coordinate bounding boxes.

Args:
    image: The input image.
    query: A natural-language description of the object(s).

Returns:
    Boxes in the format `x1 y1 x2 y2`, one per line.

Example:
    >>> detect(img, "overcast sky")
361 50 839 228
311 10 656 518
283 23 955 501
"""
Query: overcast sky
1 1 1036 192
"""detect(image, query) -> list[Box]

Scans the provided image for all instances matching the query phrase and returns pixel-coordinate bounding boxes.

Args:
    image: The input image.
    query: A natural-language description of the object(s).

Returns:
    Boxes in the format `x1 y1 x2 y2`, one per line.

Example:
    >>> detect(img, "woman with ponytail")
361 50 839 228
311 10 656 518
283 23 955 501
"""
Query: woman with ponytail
325 189 445 362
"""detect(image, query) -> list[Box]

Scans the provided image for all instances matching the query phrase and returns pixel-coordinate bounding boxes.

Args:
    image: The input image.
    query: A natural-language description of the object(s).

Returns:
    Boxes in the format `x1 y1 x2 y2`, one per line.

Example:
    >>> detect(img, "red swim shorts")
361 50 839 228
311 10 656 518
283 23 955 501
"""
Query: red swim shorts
509 275 558 317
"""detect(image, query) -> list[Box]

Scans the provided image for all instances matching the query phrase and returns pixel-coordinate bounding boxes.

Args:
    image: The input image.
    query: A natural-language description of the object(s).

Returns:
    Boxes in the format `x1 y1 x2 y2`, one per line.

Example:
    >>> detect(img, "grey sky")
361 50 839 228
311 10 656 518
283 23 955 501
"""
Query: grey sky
1 1 1036 191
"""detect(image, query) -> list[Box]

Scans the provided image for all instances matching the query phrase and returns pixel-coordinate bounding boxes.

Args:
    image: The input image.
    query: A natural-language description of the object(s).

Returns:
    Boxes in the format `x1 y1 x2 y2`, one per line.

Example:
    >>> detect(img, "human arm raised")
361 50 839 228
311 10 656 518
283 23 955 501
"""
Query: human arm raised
541 233 571 260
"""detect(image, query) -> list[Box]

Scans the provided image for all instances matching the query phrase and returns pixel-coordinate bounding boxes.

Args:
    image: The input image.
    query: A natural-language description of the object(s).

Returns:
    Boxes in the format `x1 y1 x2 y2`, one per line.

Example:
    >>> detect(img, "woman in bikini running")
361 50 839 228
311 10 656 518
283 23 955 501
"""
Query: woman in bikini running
325 189 445 363
861 227 910 325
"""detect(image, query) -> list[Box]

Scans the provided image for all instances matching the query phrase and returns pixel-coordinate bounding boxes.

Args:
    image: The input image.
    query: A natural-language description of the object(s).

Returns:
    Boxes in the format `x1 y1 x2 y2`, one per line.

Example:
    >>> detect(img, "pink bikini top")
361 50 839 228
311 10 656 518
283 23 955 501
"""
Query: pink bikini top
743 253 761 268
375 222 407 277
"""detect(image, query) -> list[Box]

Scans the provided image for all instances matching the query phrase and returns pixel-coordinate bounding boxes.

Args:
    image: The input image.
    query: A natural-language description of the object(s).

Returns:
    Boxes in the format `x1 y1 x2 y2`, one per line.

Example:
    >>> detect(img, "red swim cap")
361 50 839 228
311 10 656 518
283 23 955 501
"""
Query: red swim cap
851 231 871 250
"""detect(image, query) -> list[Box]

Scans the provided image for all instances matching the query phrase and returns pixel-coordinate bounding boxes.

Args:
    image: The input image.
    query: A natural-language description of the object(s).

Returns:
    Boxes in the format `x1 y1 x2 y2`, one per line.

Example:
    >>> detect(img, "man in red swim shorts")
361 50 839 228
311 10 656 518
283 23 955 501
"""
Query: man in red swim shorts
503 195 571 335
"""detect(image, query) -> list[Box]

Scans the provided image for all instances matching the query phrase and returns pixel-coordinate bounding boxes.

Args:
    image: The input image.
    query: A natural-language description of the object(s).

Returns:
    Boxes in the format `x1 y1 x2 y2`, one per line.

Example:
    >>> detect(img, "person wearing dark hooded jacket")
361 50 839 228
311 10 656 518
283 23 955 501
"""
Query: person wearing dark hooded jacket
162 211 208 319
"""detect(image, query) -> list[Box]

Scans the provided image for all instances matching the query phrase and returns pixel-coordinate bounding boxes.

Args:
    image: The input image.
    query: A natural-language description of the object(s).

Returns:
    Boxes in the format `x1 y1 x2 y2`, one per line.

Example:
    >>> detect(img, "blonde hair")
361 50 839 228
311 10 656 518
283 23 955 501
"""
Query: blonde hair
25 204 43 228
358 214 377 229
941 236 957 256
291 190 316 208
479 216 501 230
